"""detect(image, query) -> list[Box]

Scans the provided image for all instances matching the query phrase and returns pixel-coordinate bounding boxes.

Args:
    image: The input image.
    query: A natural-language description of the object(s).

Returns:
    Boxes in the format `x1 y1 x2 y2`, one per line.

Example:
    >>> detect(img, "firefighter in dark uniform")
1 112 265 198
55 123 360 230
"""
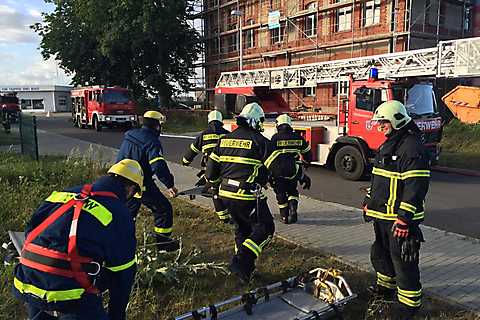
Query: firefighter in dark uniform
12 159 143 320
182 110 230 222
205 103 275 283
363 100 430 319
266 114 312 224
117 111 179 252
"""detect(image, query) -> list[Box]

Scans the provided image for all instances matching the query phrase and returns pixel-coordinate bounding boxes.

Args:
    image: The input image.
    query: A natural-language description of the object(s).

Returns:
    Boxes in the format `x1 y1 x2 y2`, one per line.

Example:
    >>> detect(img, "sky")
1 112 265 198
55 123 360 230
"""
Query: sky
0 0 72 86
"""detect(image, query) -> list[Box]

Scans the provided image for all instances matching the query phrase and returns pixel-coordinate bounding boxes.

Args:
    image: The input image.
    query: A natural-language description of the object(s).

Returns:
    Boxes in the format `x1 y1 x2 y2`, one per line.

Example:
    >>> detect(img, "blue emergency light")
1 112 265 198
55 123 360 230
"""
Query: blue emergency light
369 68 379 80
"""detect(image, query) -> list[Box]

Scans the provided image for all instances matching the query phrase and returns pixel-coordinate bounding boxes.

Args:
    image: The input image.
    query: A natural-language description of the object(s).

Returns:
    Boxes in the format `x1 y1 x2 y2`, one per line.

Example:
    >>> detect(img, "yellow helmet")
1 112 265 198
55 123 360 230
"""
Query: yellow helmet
107 159 144 195
275 114 292 127
372 100 412 130
208 110 223 123
143 110 166 124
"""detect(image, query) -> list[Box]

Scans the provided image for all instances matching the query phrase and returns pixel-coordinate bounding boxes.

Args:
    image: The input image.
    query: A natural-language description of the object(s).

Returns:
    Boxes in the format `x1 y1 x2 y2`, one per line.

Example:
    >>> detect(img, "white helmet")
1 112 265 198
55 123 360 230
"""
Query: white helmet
275 114 292 127
208 110 223 123
239 102 265 131
372 100 412 130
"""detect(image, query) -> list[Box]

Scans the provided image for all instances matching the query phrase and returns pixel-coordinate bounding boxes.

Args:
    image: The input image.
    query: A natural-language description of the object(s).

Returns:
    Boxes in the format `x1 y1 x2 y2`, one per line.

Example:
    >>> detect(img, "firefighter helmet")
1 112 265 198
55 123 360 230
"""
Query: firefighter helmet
143 110 166 124
208 110 223 123
239 102 265 131
275 114 292 127
107 159 144 194
372 100 412 130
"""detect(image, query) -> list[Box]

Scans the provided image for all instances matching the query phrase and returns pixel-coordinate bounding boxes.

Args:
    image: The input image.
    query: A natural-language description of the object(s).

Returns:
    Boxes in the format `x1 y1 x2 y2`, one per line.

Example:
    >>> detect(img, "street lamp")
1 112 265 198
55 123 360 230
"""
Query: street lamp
231 9 243 71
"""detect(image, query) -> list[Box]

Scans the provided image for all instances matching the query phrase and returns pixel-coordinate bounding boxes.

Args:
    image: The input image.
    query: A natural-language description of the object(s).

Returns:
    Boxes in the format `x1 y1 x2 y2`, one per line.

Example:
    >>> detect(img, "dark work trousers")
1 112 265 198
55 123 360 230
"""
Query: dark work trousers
21 293 108 320
371 220 422 310
128 183 173 236
212 187 229 221
273 177 299 218
221 197 275 269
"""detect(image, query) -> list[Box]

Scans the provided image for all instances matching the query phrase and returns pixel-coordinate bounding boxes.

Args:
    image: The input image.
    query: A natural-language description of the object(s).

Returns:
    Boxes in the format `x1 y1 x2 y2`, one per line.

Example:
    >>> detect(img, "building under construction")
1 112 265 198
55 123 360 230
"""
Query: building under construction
193 0 473 110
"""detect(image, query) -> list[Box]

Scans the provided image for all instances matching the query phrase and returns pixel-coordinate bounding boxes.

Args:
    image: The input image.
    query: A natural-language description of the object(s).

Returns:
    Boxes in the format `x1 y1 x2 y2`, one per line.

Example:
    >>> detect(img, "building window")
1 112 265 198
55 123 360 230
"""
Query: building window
304 86 316 97
363 0 381 27
226 33 237 52
270 25 284 44
32 99 44 110
333 81 349 96
304 2 317 37
335 0 352 32
59 97 67 106
245 20 255 48
271 0 281 10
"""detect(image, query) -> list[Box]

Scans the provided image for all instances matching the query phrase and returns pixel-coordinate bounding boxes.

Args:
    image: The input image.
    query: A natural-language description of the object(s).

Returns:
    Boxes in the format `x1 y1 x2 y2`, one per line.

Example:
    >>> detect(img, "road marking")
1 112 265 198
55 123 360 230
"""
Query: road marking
160 134 195 140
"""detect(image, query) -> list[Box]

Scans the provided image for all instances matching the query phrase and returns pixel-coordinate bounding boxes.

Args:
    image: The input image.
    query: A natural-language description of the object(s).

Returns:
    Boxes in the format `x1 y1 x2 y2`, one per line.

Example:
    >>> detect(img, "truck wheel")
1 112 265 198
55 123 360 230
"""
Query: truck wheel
93 116 102 131
334 145 365 181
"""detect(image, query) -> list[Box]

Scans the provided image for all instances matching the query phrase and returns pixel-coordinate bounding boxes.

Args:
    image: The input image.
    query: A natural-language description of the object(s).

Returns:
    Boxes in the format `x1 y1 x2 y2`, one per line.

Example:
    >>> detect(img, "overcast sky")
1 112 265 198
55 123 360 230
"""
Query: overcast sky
0 0 72 86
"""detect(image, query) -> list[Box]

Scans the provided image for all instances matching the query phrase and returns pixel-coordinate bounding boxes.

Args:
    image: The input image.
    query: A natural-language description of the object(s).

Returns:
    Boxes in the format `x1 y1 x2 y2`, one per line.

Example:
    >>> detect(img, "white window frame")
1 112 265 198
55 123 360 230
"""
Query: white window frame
305 2 317 37
246 20 255 48
304 86 316 97
363 0 381 27
336 0 352 32
270 25 283 44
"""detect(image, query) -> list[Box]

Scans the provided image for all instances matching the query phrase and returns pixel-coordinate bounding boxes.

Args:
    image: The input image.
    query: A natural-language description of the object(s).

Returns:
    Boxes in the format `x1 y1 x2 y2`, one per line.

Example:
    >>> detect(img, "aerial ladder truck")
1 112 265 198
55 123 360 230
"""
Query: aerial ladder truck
215 37 480 180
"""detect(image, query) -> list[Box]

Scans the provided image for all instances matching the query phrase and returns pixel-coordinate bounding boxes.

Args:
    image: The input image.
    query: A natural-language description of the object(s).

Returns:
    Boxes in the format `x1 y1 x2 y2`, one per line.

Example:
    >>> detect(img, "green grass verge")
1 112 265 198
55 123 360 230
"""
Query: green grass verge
0 153 476 319
439 120 480 170
162 110 207 134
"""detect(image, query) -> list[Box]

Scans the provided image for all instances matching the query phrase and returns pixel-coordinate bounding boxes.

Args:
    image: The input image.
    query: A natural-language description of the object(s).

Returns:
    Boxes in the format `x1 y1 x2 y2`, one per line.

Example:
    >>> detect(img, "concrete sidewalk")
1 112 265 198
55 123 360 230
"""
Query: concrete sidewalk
34 129 480 314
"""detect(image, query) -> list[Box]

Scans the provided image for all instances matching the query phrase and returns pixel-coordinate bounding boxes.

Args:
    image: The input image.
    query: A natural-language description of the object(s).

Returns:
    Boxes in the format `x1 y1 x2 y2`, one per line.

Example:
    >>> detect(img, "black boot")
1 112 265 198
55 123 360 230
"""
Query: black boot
367 285 396 302
389 303 419 320
156 234 180 252
228 254 255 284
279 205 289 224
288 200 298 224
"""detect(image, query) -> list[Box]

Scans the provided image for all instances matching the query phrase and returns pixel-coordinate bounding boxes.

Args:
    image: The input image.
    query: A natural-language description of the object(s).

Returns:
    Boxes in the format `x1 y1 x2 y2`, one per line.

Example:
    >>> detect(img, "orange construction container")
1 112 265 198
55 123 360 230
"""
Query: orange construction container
442 86 480 124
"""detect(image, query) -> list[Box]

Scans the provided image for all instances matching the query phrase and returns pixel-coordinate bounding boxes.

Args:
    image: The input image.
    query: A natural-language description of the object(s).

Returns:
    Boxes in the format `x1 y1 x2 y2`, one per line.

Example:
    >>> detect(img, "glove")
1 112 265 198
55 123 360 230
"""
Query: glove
399 225 423 263
391 218 409 238
362 204 368 222
298 174 311 190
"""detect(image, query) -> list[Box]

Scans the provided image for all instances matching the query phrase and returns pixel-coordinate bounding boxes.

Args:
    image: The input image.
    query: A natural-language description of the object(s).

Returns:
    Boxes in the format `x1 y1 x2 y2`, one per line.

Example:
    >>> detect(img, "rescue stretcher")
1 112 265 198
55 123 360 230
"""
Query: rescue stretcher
175 267 357 320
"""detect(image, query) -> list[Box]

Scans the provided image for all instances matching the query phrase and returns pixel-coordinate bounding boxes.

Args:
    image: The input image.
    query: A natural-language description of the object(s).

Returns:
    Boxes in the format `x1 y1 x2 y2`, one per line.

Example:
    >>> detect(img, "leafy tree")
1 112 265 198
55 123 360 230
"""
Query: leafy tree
32 0 201 103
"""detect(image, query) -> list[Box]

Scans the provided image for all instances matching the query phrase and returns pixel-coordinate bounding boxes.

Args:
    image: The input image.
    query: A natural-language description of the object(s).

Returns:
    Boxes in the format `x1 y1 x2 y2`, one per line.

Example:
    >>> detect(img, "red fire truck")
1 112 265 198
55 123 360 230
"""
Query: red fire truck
0 93 21 123
215 37 480 180
71 86 138 131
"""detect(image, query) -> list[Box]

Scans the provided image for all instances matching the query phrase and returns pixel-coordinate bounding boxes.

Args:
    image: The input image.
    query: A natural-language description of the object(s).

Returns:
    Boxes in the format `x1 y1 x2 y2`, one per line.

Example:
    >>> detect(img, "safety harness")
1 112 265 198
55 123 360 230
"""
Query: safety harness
20 184 118 294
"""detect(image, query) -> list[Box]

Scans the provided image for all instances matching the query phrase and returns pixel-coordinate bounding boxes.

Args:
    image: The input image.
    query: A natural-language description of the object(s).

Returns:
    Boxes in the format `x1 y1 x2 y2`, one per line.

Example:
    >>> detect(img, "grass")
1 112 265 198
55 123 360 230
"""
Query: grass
0 152 477 320
162 110 208 134
439 119 480 170
0 128 20 147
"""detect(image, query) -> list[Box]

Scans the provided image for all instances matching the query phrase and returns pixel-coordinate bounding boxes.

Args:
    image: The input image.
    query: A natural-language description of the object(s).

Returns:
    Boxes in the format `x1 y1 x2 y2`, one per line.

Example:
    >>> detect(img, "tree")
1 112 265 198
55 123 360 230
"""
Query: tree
32 0 201 103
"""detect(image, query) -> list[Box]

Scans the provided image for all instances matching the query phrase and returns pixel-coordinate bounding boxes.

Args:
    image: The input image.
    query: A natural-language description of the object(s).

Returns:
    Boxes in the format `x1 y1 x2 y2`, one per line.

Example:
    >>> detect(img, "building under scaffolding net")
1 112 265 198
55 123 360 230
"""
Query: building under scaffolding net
189 0 473 110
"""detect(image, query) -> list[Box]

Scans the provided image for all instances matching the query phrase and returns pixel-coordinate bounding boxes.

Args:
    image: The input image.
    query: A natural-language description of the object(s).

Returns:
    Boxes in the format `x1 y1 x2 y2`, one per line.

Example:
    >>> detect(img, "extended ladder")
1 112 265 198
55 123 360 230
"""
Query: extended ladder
216 37 480 89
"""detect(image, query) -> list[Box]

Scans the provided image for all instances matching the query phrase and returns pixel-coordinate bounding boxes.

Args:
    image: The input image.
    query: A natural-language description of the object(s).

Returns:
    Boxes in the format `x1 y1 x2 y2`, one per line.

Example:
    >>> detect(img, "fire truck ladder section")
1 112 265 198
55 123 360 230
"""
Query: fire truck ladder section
216 37 480 89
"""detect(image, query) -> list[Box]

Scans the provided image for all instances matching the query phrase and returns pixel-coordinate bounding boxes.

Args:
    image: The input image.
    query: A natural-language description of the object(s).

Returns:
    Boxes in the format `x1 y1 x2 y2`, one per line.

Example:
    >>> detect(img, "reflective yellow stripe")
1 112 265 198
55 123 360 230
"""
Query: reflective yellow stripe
219 189 256 201
154 227 173 234
220 139 252 149
202 143 218 152
106 256 137 272
387 177 398 215
278 203 289 209
190 144 200 153
277 140 303 147
413 211 425 220
246 163 262 183
400 202 417 214
243 239 261 257
14 277 84 302
377 279 396 289
301 144 311 153
219 156 262 166
398 288 422 298
372 167 430 180
203 134 220 141
149 156 164 164
264 149 301 168
398 294 422 307
259 236 272 249
216 210 229 218
377 272 395 282
45 192 112 226
209 152 220 162
288 196 299 201
182 157 191 165
366 209 397 221
208 177 222 184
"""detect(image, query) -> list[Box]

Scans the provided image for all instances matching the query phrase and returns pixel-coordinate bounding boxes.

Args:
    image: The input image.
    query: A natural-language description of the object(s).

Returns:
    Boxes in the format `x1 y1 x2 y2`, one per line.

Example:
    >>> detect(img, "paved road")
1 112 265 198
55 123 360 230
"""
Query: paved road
37 116 480 238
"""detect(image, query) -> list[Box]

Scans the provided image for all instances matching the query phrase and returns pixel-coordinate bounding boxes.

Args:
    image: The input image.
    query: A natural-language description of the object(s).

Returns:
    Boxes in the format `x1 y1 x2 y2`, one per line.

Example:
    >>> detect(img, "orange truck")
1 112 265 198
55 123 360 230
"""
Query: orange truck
71 86 138 131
